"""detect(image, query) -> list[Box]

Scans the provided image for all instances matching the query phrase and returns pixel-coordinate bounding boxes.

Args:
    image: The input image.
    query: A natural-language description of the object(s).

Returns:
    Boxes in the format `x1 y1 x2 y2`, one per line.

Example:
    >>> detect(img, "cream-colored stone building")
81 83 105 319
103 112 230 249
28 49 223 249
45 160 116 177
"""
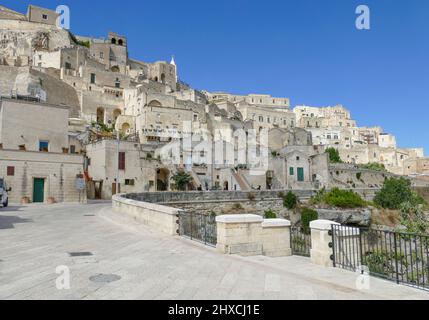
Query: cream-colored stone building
0 98 85 203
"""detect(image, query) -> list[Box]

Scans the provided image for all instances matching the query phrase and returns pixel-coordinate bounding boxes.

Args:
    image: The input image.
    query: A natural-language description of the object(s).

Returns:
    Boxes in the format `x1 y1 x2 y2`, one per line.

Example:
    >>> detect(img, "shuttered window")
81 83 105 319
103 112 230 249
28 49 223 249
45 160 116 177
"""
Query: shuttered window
118 152 126 170
7 166 15 176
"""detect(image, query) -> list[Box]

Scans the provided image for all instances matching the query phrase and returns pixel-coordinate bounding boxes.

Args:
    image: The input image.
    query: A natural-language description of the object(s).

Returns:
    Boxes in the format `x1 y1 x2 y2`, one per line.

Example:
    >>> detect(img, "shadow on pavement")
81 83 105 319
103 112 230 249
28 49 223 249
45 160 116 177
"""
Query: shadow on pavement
0 215 33 230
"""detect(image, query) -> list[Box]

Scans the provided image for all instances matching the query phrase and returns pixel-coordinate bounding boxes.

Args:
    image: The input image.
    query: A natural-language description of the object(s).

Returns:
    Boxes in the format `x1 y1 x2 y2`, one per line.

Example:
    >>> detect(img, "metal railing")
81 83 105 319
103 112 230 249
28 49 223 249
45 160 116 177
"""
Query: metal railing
291 227 312 257
177 212 217 247
332 225 429 291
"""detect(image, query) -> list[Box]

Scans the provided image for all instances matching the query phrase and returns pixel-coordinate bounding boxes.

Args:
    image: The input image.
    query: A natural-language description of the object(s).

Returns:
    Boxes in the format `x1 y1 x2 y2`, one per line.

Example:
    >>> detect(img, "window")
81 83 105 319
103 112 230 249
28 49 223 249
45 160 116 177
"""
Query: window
42 14 48 20
125 179 135 186
70 145 76 154
39 141 49 152
289 167 294 176
65 62 71 70
115 78 120 88
118 152 126 170
7 166 15 176
100 52 104 59
90 73 96 84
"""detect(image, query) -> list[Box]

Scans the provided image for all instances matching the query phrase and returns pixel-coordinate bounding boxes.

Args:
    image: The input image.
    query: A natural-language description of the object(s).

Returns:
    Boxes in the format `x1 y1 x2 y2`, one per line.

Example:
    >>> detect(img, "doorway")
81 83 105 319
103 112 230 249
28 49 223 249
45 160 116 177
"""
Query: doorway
33 178 45 203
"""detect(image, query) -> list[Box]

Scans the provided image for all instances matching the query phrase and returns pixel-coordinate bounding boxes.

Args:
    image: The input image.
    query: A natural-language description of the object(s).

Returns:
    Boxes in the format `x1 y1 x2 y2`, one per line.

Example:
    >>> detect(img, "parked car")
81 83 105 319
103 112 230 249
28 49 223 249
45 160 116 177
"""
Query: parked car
0 178 11 208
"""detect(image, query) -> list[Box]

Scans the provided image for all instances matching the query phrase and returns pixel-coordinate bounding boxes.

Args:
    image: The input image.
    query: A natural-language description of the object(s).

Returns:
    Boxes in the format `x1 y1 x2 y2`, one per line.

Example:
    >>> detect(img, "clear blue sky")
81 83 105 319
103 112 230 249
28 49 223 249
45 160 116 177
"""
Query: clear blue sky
4 0 429 154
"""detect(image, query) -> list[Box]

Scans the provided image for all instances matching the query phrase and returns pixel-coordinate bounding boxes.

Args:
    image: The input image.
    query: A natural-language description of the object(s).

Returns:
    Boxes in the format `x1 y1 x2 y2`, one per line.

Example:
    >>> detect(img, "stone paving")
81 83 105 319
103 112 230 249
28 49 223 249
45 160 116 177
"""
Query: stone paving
0 202 428 300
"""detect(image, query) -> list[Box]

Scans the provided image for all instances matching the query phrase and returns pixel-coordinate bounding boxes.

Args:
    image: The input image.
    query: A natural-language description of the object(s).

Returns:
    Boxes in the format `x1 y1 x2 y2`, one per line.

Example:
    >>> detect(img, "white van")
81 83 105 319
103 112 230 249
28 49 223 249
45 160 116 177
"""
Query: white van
0 178 10 208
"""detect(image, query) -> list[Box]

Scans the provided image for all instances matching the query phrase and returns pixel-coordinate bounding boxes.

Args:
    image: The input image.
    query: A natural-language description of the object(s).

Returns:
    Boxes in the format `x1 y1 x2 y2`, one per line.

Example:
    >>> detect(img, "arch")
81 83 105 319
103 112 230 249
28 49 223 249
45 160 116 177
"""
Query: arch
156 168 170 191
96 107 105 124
113 109 122 120
154 76 158 82
121 123 130 132
148 100 162 107
118 39 123 46
111 38 117 45
111 65 120 72
223 181 229 191
160 73 166 84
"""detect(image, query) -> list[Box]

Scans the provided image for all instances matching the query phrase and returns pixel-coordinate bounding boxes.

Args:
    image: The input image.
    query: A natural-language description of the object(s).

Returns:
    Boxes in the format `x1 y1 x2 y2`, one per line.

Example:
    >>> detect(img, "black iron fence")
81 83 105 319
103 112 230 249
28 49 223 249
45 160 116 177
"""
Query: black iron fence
291 227 312 257
177 212 217 247
332 225 429 291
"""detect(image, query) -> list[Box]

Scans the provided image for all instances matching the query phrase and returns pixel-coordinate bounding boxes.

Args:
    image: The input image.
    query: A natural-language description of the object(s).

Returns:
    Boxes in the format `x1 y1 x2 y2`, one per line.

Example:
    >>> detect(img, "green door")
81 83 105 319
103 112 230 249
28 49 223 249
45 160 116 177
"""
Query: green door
297 168 305 182
33 178 45 203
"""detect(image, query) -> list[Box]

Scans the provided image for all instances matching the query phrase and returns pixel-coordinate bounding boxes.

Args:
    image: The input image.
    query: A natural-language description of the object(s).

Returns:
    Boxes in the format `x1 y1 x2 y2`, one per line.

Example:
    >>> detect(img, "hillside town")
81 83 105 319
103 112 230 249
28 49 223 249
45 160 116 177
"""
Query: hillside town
1 4 428 204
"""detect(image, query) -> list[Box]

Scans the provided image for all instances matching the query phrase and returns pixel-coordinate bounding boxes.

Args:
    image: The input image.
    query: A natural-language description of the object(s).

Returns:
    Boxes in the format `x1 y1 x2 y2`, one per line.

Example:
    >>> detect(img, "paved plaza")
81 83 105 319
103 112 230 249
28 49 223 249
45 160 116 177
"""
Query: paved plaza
0 203 428 300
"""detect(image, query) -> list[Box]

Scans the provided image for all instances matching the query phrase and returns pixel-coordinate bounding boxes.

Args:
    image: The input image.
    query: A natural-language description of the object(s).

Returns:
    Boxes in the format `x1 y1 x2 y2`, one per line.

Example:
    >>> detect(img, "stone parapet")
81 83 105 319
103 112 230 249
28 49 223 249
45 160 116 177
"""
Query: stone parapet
112 194 181 236
310 220 340 267
216 215 292 257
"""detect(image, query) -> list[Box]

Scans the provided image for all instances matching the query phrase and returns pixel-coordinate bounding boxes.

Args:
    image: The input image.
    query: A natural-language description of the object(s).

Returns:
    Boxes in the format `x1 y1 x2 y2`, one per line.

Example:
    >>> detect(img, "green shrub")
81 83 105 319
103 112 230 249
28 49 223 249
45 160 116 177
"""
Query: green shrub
264 209 277 219
171 171 193 191
301 208 318 233
326 147 342 163
309 188 327 205
323 188 366 208
373 177 421 210
359 163 387 172
283 192 298 210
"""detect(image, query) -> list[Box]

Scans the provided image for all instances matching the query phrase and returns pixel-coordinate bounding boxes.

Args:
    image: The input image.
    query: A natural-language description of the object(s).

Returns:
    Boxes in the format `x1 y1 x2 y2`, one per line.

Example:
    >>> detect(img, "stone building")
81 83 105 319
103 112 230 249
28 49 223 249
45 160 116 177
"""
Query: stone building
0 98 85 203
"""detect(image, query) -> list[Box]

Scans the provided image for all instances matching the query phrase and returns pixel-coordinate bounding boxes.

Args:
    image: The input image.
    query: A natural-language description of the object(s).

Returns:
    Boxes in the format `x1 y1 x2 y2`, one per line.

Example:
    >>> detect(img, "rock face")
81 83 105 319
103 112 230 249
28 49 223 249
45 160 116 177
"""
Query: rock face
316 208 372 227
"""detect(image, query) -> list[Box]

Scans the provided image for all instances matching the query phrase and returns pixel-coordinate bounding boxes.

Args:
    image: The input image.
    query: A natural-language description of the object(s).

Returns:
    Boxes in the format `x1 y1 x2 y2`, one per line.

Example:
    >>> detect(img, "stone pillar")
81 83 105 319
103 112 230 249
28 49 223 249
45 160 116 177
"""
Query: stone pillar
261 219 292 257
310 220 340 267
216 214 263 256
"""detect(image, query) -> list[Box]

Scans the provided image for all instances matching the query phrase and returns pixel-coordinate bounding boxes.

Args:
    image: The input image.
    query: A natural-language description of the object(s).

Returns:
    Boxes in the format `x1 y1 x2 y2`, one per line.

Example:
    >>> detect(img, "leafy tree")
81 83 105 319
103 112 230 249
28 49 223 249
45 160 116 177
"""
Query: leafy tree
326 147 342 163
301 208 318 233
374 177 415 210
171 171 193 191
283 192 298 210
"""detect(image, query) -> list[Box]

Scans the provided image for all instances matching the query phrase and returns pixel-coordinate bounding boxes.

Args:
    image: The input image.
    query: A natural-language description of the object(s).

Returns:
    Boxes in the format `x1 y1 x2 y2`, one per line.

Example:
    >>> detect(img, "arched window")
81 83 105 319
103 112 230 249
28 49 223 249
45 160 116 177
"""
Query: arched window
160 73 166 84
118 39 123 46
148 100 162 107
96 107 105 124
113 109 121 120
111 38 117 45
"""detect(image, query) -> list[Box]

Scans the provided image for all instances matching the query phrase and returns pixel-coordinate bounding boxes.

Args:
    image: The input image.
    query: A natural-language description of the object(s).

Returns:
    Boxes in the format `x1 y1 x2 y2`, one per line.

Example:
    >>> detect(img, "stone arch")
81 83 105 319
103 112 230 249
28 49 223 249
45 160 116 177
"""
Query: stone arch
223 181 229 191
96 107 105 124
148 100 162 107
160 73 166 84
121 122 131 133
111 38 117 44
154 76 158 82
111 65 120 72
118 39 123 46
156 168 170 191
113 109 122 120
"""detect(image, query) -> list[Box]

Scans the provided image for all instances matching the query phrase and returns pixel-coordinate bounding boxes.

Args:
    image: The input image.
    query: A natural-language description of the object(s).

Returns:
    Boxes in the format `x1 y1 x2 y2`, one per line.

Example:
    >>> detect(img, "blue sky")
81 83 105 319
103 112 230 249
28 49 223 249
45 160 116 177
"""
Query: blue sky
4 0 429 154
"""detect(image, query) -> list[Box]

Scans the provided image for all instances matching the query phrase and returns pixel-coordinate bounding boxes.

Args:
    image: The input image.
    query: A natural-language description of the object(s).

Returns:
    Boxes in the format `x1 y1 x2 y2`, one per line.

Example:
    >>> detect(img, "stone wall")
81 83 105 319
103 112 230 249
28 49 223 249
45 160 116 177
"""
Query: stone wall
124 189 317 204
112 194 181 235
0 149 85 203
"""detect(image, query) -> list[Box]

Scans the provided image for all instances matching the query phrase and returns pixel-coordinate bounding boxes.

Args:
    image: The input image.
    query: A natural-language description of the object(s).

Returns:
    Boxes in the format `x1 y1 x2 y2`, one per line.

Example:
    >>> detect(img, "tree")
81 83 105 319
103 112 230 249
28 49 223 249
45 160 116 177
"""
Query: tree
326 148 342 163
171 171 193 191
374 177 414 210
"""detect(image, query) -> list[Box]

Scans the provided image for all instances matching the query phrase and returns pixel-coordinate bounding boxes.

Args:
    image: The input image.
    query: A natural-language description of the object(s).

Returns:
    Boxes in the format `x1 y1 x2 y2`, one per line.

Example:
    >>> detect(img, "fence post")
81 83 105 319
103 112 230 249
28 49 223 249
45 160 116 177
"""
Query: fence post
310 220 340 267
393 232 400 285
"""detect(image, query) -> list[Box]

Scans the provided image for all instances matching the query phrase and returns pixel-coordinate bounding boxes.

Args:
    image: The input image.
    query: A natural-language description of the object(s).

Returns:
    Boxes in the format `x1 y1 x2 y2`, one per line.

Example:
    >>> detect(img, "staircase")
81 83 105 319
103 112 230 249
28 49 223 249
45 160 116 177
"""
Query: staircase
232 170 252 191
